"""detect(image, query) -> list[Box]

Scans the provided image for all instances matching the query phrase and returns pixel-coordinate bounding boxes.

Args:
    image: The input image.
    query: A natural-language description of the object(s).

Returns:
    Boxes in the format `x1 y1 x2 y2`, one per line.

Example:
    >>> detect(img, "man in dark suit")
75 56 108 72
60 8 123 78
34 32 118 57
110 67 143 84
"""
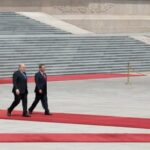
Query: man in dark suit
29 64 51 115
7 64 30 117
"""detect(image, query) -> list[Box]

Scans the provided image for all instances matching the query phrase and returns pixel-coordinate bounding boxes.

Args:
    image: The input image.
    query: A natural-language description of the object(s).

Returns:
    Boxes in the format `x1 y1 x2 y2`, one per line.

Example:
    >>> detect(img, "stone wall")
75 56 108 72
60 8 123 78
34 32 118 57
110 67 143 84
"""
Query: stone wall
0 0 149 15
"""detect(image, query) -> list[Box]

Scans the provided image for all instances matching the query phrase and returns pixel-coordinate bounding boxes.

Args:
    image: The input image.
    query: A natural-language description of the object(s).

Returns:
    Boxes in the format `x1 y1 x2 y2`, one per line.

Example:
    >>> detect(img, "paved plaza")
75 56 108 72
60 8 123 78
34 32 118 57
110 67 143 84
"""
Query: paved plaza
0 75 150 149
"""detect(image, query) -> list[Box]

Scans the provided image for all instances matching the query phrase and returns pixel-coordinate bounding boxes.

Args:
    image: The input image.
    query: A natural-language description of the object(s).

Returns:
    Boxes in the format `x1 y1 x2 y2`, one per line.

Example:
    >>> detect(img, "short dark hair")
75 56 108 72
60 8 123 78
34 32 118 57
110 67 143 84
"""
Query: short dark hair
39 64 45 68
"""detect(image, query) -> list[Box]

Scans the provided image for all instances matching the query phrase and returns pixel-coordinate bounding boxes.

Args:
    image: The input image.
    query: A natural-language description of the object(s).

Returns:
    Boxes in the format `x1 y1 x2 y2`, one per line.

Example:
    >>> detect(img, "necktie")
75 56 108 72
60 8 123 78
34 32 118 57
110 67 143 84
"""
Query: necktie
22 72 27 79
42 73 46 80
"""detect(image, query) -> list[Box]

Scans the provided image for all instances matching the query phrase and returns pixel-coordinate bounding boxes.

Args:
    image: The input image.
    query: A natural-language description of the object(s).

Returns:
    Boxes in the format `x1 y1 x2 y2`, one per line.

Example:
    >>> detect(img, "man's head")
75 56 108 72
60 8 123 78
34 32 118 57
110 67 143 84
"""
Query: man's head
18 64 26 72
39 64 46 73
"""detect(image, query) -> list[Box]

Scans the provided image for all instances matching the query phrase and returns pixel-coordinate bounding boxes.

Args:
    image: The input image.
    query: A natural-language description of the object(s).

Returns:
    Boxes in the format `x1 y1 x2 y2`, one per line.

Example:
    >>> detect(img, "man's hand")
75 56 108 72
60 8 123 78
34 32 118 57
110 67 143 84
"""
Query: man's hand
16 89 20 95
39 89 43 94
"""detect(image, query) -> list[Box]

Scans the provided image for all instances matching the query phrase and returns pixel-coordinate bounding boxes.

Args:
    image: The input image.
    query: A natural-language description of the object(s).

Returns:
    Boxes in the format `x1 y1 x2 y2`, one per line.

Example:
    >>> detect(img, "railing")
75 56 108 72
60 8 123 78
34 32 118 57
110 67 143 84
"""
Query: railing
126 61 145 85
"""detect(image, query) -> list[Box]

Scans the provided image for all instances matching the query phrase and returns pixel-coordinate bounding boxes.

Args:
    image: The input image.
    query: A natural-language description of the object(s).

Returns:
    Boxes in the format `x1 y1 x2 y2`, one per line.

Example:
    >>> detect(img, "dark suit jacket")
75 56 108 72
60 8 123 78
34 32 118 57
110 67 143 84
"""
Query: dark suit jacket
12 70 28 94
34 71 47 94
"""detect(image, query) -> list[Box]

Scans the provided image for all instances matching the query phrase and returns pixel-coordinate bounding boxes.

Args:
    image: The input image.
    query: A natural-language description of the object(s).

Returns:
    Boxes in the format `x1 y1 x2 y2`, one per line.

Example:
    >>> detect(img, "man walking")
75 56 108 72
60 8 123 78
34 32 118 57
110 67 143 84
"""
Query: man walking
7 64 30 117
29 64 51 115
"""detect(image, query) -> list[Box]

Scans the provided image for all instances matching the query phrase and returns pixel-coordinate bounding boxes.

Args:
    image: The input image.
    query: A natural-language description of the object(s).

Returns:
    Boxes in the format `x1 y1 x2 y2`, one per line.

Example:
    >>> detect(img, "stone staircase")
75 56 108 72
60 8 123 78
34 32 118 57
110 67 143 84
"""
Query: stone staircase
0 12 150 77
0 35 150 77
0 12 70 35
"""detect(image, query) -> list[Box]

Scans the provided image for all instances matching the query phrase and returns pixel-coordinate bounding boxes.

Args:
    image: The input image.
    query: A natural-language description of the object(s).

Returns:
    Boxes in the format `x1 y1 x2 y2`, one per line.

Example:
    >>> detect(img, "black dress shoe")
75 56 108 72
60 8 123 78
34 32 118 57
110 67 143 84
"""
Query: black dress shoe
45 111 52 115
7 109 11 116
28 109 32 115
23 113 31 117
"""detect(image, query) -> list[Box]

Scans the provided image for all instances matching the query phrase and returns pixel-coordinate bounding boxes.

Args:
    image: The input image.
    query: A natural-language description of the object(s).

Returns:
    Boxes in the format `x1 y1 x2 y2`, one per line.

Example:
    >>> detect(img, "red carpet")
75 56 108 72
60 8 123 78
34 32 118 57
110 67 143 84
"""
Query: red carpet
1 110 150 142
0 133 150 142
0 110 150 129
0 73 143 84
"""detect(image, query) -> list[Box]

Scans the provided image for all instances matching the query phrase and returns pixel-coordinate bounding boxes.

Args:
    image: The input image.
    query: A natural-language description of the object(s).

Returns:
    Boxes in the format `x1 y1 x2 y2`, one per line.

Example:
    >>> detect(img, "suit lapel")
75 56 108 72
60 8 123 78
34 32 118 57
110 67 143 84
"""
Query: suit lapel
19 71 27 80
39 72 47 80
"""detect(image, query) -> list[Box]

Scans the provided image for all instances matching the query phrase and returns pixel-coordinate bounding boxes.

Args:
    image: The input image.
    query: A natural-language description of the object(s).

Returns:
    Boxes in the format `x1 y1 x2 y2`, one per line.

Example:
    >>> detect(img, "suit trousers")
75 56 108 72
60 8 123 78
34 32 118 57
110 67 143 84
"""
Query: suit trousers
29 93 49 113
8 93 28 114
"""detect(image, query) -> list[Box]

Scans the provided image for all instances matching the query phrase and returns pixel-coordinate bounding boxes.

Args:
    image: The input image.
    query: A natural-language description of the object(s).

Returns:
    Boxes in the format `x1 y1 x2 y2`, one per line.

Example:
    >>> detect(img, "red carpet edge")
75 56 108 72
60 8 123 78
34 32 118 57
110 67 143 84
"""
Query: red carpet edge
0 73 144 84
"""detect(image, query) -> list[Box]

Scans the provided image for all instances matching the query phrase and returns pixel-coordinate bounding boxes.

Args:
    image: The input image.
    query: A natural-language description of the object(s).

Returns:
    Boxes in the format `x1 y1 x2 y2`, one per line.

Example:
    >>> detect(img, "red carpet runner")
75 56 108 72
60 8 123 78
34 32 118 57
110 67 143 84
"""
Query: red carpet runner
0 133 150 142
0 110 150 129
0 110 150 142
0 73 143 84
